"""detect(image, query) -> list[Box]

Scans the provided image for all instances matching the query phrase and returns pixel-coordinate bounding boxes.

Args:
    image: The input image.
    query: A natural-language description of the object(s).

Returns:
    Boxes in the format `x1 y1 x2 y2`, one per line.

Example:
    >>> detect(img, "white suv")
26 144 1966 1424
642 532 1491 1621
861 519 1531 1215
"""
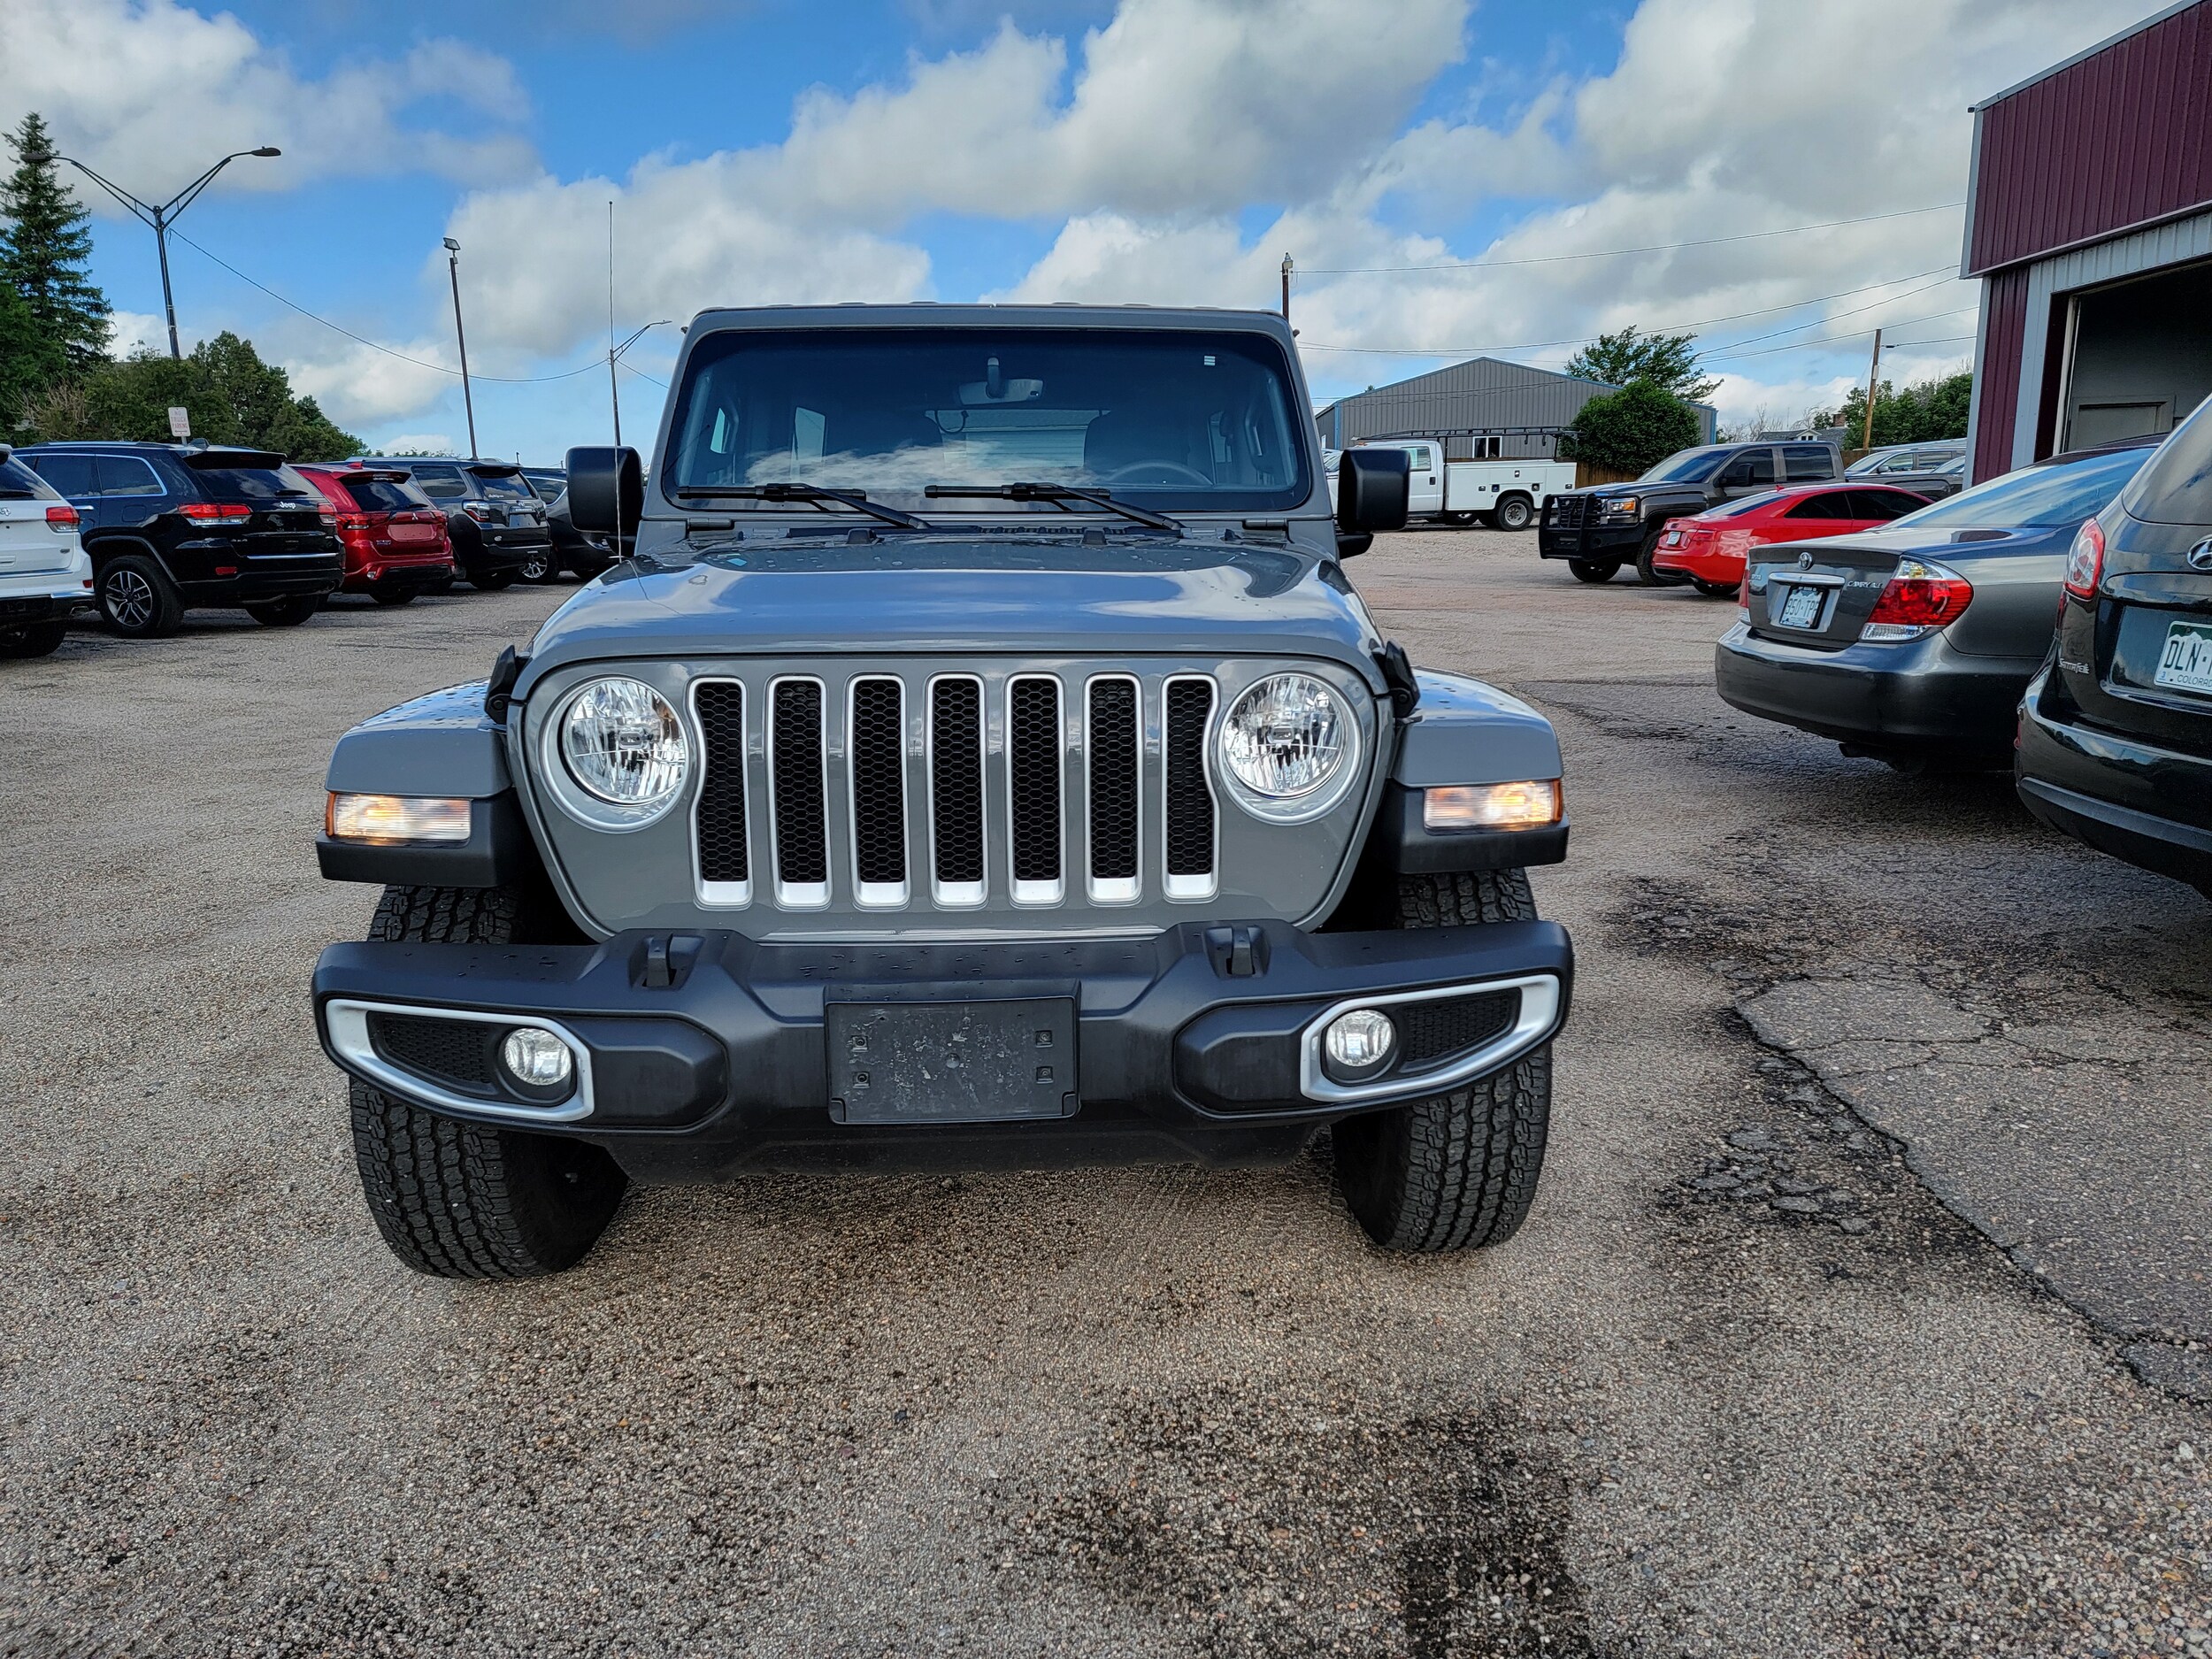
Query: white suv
0 446 92 658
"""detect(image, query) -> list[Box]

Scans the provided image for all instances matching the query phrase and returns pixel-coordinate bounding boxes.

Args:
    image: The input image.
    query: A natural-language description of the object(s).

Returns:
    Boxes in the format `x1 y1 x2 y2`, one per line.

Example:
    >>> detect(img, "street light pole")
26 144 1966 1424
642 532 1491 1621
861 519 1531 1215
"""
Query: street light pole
59 147 282 359
443 237 479 461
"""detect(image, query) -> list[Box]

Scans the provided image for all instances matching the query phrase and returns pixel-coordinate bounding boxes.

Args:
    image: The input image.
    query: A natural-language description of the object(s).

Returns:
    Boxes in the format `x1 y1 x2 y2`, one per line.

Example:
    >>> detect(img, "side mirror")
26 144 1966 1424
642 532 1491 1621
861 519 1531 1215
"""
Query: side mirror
1336 448 1409 534
565 445 642 540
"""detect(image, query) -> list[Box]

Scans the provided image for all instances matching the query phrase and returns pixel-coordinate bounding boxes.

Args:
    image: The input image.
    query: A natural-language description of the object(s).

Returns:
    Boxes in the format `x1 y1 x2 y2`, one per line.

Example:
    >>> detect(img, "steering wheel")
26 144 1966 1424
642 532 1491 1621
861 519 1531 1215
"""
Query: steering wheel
1098 460 1211 487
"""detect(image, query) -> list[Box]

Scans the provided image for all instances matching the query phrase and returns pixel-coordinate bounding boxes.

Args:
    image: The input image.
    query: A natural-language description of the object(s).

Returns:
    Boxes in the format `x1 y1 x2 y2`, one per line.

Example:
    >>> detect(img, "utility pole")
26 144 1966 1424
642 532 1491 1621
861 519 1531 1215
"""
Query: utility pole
1860 327 1884 453
443 237 478 460
59 147 281 359
608 321 673 449
1280 253 1292 325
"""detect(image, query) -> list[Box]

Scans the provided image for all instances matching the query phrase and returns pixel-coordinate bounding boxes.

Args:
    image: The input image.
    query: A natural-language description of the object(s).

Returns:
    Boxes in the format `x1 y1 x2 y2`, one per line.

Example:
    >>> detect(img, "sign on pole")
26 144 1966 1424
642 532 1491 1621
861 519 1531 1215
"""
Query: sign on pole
167 407 191 440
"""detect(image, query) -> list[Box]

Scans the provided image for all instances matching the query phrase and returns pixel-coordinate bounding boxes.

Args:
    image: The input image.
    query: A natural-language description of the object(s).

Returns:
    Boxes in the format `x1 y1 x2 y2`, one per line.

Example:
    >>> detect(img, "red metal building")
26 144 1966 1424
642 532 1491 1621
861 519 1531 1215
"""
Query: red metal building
1963 0 2212 481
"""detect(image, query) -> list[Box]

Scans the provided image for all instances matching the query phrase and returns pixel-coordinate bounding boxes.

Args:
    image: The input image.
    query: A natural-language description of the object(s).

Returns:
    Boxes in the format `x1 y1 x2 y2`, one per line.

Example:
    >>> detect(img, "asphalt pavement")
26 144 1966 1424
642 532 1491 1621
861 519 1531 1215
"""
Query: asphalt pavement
2 541 2206 1657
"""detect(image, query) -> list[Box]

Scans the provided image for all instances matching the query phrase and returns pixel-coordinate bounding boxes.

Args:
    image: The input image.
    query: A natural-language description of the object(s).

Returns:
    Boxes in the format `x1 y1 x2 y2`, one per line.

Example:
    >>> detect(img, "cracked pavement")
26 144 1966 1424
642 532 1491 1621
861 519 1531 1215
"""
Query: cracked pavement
2 534 2208 1656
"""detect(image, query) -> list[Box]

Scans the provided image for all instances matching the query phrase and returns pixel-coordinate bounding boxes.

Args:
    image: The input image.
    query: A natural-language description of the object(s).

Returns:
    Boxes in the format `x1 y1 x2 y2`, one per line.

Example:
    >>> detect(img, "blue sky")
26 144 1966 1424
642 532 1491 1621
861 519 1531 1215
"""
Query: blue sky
1 0 2162 462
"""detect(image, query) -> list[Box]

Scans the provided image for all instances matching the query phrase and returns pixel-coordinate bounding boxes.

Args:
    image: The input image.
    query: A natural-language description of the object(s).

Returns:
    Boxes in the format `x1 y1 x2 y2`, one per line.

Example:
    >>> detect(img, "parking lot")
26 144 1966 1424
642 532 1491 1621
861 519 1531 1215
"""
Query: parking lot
4 531 2207 1656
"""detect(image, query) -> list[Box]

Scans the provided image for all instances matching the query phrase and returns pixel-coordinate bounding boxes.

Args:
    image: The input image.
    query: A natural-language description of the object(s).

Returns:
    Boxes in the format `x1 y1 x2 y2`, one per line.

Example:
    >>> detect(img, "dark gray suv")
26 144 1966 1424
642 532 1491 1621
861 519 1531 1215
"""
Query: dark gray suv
310 303 1578 1278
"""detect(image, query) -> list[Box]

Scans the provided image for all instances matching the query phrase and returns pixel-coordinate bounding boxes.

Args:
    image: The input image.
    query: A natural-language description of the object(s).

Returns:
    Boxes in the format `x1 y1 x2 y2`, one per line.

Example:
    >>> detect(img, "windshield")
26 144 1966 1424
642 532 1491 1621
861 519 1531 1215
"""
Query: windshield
1888 447 2154 531
667 328 1309 511
1640 449 1726 484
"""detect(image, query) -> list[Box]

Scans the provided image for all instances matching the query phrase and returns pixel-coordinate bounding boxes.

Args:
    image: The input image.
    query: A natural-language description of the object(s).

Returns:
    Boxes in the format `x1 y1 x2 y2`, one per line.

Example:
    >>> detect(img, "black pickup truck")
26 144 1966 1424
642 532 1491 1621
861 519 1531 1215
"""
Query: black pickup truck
1539 440 1844 586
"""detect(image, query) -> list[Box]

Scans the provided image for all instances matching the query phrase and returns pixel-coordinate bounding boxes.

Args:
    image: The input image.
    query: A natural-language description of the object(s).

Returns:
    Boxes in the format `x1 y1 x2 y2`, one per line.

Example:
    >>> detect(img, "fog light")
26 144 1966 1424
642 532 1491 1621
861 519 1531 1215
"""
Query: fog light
1322 1008 1396 1083
326 792 472 844
501 1026 574 1091
1423 780 1562 832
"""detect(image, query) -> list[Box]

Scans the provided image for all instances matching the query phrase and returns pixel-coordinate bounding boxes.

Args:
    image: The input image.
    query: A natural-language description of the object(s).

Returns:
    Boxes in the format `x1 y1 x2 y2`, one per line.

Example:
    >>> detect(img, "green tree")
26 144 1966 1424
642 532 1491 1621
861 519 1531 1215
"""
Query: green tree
0 113 110 378
0 278 65 439
1556 380 1704 476
1825 369 1972 449
26 333 359 458
1563 326 1719 404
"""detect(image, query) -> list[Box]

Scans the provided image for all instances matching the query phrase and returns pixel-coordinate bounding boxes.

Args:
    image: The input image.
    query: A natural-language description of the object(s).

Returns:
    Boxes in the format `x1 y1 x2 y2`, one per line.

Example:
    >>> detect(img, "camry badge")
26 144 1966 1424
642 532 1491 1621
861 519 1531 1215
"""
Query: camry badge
2189 538 2212 572
1796 550 1814 570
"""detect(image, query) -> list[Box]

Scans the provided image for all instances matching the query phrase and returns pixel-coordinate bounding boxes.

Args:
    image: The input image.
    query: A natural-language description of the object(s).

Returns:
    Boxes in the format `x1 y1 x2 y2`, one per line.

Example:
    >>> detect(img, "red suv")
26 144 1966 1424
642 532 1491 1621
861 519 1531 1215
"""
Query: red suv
295 465 456 605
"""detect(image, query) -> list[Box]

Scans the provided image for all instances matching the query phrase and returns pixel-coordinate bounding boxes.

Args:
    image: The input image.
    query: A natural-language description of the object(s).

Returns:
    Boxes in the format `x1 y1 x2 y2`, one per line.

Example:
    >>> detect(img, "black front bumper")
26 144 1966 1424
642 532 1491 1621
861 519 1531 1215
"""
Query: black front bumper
2016 668 2212 893
313 919 1572 1180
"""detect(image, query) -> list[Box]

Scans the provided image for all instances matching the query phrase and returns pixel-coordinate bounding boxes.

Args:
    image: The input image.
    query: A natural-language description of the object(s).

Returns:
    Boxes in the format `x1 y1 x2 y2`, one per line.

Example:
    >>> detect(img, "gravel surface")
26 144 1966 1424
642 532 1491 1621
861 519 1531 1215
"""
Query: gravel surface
2 545 2207 1656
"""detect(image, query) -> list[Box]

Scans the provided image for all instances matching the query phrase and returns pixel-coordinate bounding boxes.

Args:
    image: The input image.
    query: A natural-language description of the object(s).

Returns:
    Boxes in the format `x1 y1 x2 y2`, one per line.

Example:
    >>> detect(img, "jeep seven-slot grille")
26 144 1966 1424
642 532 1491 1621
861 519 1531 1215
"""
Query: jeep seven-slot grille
690 671 1221 913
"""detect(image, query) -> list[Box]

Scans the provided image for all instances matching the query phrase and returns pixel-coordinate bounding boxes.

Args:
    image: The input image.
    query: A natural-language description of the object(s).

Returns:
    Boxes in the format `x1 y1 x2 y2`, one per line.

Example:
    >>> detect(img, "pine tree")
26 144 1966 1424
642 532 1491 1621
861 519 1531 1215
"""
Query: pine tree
1 112 111 377
0 278 65 439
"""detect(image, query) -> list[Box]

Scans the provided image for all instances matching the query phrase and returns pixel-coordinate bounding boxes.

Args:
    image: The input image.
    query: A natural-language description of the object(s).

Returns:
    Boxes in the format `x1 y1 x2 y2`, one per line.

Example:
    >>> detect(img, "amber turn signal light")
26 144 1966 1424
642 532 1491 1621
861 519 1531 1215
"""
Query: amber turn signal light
1422 780 1562 832
326 793 472 844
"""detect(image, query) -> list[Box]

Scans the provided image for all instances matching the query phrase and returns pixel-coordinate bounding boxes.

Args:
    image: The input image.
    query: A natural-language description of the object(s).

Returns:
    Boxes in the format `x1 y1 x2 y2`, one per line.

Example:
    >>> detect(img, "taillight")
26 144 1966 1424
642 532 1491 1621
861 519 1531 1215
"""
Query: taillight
179 502 252 523
1862 557 1972 641
2062 518 2105 602
336 513 372 533
45 504 78 532
462 502 493 521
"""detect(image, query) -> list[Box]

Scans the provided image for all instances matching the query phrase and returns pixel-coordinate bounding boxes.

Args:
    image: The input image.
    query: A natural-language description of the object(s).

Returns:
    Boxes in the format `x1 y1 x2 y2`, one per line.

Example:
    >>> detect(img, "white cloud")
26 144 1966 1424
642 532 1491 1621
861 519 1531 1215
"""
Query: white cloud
0 0 535 202
105 309 168 358
374 433 455 456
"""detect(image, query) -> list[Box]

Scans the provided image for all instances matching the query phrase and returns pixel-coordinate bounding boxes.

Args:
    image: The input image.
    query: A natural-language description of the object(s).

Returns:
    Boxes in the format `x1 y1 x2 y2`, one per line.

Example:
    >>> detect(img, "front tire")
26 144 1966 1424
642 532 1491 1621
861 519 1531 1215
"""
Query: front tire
99 554 184 638
0 619 68 658
348 884 626 1279
518 549 557 584
1332 870 1554 1253
1567 558 1620 584
1636 526 1686 586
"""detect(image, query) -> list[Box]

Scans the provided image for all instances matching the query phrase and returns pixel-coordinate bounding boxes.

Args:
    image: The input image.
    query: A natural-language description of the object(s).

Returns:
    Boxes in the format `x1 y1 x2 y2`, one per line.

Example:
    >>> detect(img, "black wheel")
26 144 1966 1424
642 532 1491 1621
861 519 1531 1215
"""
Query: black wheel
1333 870 1553 1254
471 570 518 592
1444 511 1479 528
371 587 418 606
1636 526 1687 587
99 553 184 638
244 595 321 626
1567 558 1620 584
518 549 557 584
1494 493 1533 532
1691 577 1740 598
0 619 68 658
349 884 625 1279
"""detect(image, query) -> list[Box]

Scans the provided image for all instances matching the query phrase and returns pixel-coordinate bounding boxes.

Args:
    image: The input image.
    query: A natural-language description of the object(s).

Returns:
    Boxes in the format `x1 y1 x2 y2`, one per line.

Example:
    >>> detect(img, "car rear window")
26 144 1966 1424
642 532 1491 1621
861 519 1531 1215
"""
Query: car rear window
2120 397 2212 526
0 456 54 500
190 462 319 502
470 470 534 503
342 475 428 513
1890 446 2154 531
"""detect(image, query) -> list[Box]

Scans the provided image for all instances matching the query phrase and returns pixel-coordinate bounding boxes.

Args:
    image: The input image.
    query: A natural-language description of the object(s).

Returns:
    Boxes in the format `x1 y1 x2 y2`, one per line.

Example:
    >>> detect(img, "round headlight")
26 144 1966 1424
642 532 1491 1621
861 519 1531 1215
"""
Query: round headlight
557 677 688 818
1218 672 1357 821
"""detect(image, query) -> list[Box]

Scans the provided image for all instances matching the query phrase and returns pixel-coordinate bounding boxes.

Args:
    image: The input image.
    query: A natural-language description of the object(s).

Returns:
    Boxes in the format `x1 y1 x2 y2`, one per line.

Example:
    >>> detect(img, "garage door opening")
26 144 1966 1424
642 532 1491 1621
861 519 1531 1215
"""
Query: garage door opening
2056 257 2212 451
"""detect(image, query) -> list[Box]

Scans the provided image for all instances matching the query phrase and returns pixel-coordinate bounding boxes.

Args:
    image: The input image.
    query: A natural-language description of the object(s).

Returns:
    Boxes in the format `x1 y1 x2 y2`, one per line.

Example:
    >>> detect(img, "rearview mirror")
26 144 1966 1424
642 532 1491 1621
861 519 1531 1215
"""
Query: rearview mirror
1336 447 1409 534
565 445 642 540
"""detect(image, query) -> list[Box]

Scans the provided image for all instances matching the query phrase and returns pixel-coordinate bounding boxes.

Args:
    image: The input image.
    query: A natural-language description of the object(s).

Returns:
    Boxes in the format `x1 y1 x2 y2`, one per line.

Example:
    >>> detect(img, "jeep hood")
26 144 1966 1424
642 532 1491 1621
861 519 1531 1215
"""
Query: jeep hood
513 536 1385 696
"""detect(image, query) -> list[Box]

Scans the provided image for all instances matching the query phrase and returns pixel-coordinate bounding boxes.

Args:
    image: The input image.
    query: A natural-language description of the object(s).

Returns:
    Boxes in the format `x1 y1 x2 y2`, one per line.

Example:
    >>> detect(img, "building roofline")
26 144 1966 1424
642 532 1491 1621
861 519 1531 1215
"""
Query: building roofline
1969 0 2203 111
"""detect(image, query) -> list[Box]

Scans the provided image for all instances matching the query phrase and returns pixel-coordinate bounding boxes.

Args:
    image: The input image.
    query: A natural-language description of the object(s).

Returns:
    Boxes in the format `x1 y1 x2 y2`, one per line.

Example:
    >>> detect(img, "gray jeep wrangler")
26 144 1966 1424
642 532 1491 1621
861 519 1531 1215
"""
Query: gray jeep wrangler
311 304 1575 1278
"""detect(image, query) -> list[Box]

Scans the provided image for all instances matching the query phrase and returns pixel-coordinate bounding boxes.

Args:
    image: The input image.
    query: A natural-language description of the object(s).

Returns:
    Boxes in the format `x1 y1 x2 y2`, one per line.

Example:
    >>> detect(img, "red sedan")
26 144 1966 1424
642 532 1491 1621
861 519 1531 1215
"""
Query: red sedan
1653 483 1932 596
295 464 456 606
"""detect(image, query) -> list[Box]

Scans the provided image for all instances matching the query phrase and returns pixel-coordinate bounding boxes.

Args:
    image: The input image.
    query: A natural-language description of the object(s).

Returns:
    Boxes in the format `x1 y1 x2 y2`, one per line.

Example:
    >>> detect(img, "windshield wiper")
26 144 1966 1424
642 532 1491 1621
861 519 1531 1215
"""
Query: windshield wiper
922 481 1183 534
673 482 930 531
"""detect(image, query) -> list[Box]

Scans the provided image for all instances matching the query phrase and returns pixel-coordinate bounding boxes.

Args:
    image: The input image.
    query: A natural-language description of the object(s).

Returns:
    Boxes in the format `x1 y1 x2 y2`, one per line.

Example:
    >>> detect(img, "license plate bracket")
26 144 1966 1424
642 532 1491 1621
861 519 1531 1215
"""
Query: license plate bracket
826 997 1078 1125
2152 618 2212 698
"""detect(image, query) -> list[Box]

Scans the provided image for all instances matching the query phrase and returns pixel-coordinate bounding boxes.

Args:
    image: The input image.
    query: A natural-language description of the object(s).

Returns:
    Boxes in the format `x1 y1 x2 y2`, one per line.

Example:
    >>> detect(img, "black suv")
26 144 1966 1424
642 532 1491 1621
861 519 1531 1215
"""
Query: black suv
1539 440 1844 585
2018 396 2212 898
17 442 342 637
357 457 551 589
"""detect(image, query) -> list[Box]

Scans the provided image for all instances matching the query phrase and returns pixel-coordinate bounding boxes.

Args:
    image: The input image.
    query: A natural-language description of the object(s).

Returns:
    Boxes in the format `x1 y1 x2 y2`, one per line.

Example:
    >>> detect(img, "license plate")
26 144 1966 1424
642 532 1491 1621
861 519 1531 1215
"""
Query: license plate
1775 582 1826 629
388 522 438 543
826 998 1077 1125
0 595 54 622
2153 619 2212 697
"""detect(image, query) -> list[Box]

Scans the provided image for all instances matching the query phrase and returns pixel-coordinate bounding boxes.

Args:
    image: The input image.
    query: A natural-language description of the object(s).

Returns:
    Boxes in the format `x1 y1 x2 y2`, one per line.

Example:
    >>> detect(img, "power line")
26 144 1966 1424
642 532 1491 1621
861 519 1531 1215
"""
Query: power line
1296 202 1965 275
1702 309 1978 365
166 226 607 385
1296 265 1959 358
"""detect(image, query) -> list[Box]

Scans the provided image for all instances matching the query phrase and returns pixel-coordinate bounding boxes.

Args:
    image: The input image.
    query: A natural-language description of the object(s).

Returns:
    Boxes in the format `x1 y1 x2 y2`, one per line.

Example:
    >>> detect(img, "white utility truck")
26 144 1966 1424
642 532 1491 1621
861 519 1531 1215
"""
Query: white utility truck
1326 441 1576 531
